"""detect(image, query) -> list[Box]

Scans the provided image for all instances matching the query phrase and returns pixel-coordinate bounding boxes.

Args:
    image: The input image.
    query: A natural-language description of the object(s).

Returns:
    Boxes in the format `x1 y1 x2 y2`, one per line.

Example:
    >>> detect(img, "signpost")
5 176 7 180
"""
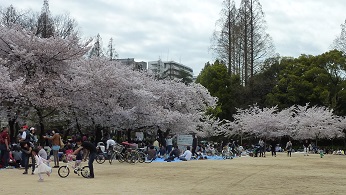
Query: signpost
177 134 193 152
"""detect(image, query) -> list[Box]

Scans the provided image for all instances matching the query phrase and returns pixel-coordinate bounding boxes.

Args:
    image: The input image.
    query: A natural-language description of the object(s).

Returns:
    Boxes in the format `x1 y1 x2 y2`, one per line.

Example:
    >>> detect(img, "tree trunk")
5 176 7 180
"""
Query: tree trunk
228 0 232 75
37 109 45 146
75 117 82 135
95 125 102 144
8 118 16 144
127 129 132 142
243 4 248 86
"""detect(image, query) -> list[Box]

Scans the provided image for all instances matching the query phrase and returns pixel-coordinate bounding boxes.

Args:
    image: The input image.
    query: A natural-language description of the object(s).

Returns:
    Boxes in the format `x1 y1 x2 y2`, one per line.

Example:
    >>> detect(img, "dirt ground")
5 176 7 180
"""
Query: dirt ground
1 152 346 195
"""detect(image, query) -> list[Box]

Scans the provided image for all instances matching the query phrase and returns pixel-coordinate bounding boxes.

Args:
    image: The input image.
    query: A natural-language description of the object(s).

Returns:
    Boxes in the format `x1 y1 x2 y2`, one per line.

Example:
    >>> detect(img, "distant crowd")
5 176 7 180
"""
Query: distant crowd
2 125 346 179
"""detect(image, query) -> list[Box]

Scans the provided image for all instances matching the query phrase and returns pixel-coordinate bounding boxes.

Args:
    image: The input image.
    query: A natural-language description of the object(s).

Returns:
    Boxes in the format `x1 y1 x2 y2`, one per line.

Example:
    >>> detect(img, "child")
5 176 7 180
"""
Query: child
65 145 74 162
72 144 82 170
32 148 51 182
320 149 324 158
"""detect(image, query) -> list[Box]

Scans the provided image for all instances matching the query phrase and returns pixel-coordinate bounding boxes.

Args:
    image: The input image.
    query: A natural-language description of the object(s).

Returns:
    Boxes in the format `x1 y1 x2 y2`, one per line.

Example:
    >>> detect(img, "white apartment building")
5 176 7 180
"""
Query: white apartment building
148 60 193 80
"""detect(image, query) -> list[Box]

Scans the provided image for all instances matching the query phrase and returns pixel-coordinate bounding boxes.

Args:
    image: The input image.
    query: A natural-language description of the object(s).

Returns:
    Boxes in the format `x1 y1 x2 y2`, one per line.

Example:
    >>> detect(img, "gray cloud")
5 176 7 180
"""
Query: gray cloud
2 0 346 75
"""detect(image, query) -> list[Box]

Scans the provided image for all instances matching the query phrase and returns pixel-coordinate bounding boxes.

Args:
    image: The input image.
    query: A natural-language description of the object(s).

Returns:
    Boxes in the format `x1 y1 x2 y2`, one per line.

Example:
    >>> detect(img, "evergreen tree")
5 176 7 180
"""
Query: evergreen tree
36 0 55 38
89 34 104 58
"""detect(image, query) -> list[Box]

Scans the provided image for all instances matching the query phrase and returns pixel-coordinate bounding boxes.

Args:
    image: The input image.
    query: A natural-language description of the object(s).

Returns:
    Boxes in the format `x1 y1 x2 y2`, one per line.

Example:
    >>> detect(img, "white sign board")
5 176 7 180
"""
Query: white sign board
135 132 144 141
177 135 193 146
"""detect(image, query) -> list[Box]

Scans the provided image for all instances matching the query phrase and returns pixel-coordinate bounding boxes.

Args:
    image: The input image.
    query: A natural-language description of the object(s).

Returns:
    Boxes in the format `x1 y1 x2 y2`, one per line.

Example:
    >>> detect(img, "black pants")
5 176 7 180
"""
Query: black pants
287 151 292 157
271 150 276 156
0 144 9 167
88 152 96 177
23 153 35 173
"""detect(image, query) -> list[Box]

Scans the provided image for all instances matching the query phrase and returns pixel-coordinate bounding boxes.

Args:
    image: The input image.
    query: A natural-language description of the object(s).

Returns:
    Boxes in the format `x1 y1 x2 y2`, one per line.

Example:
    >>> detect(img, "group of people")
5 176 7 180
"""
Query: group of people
254 139 313 157
0 125 98 181
125 134 196 162
146 142 192 162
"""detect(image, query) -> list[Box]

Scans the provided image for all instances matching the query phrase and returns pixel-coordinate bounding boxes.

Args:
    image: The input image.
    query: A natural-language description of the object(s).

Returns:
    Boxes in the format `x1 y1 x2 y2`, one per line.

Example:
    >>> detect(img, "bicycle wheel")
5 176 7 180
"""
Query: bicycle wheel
138 152 146 163
58 166 70 178
128 154 138 164
96 154 105 164
118 154 125 163
81 166 90 178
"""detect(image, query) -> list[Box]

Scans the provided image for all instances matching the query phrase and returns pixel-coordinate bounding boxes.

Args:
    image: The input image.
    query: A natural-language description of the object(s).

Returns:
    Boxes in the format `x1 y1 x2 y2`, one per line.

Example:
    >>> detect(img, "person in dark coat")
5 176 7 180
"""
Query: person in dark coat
270 140 277 157
73 137 97 178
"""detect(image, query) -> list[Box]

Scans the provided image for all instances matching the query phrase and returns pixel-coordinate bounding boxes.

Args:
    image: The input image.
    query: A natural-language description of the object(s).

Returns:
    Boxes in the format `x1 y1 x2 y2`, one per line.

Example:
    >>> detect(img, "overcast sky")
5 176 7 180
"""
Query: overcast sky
2 0 346 75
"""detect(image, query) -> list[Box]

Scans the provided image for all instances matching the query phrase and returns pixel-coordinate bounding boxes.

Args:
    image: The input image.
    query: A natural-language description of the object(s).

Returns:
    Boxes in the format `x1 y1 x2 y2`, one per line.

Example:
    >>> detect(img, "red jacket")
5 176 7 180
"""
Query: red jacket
0 131 10 145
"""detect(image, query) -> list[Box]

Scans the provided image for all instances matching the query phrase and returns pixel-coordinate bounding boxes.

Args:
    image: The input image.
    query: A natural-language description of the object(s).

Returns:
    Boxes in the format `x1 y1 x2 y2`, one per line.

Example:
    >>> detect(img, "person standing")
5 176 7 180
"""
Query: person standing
270 140 277 157
43 130 61 168
0 127 10 168
165 135 173 155
286 140 293 157
258 139 265 157
21 142 35 174
29 127 38 147
72 137 97 178
19 125 30 143
192 135 197 156
303 140 310 156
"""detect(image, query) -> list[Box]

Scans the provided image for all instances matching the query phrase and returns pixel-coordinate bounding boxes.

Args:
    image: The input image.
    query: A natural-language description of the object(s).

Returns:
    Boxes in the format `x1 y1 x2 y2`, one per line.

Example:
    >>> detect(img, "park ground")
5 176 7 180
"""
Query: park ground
1 152 346 195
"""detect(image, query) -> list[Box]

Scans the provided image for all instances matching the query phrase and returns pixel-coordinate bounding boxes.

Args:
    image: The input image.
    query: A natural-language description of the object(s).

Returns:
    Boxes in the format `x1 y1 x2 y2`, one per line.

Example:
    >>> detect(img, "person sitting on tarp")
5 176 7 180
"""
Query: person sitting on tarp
179 146 192 161
146 146 157 161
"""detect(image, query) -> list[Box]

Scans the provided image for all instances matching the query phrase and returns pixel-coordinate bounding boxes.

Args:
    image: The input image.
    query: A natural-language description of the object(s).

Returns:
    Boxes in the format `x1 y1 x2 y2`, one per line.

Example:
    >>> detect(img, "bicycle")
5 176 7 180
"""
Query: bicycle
58 156 90 178
96 146 106 164
221 147 234 160
136 148 146 163
109 144 126 164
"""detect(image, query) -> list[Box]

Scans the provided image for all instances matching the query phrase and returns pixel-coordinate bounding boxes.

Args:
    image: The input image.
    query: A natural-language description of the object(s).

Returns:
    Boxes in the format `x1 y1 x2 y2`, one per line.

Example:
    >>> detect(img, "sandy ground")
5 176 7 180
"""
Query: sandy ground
1 152 346 195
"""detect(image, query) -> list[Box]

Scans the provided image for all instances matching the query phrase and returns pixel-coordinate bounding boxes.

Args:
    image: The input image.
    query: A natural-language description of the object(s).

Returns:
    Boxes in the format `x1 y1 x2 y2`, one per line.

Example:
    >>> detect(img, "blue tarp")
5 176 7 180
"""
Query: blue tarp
150 155 227 163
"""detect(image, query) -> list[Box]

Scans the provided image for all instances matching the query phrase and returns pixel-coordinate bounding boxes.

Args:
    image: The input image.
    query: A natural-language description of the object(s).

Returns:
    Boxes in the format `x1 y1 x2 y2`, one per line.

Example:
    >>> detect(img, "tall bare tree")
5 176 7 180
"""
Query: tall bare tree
107 38 118 60
211 0 275 86
211 0 238 75
0 5 24 27
53 13 79 39
331 19 346 54
1 1 79 39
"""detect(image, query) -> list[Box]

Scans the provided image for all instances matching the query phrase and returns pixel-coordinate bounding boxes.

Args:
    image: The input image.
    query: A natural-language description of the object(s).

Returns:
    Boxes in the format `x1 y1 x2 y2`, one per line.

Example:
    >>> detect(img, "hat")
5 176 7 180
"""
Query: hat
22 125 28 129
30 127 35 131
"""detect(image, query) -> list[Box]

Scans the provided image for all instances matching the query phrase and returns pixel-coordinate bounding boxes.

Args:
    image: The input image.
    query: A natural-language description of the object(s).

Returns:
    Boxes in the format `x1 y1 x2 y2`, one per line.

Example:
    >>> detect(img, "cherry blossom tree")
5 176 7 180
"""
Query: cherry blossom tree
0 64 22 100
229 105 292 143
292 104 343 145
66 57 219 137
224 103 344 146
0 25 90 141
0 24 224 141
